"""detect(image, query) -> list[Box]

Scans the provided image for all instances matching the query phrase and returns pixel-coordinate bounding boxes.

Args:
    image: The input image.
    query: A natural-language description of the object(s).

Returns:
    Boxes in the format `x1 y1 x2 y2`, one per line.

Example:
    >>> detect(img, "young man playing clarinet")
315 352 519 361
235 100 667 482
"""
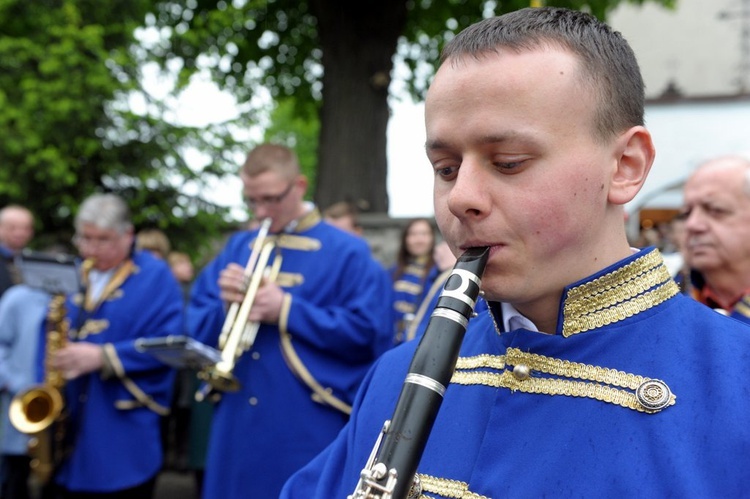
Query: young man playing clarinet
281 7 750 498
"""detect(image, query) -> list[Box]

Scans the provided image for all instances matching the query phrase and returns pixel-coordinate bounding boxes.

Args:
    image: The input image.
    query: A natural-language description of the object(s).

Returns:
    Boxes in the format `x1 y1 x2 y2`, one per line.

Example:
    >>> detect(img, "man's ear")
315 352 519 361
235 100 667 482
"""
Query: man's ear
296 175 309 192
608 126 655 206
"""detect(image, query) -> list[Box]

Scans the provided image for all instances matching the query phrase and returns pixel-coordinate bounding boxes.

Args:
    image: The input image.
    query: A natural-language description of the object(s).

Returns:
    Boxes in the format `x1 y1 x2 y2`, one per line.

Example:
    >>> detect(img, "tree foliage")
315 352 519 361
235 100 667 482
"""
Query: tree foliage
148 0 675 213
0 0 244 261
0 0 677 262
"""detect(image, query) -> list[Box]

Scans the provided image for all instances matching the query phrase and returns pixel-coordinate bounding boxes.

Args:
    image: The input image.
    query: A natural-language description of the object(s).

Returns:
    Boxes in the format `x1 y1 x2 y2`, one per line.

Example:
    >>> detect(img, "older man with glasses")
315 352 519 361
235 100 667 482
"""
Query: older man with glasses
188 143 393 498
37 193 184 498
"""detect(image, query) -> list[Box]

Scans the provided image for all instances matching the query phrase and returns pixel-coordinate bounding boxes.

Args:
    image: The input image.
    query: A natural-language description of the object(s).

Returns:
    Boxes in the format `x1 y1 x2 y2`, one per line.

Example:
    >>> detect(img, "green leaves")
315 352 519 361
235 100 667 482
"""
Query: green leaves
0 0 237 260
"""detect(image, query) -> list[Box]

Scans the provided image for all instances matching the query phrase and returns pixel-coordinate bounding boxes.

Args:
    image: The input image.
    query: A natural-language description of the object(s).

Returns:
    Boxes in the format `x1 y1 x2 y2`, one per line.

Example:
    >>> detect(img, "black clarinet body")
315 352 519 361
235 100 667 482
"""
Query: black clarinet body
350 246 489 499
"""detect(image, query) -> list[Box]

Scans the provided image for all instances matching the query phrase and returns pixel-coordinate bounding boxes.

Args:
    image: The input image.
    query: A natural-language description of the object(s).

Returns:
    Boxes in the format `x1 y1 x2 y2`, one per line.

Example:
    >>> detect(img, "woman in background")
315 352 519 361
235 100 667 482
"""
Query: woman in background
389 218 437 345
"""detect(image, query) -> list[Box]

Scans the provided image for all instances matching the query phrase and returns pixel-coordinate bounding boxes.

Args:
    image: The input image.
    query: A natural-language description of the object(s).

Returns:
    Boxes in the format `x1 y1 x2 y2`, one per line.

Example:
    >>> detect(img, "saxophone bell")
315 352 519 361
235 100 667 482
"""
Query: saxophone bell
8 293 70 484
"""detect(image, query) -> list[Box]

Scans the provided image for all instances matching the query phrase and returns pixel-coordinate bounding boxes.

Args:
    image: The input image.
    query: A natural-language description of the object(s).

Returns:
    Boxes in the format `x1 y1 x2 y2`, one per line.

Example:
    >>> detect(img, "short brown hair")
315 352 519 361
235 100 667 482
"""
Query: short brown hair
242 143 300 179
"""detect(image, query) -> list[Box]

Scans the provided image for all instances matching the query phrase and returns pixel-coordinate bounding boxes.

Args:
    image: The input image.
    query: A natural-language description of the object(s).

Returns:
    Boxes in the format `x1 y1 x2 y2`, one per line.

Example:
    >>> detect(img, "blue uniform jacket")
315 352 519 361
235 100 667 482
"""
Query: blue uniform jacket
187 209 393 498
391 257 438 344
282 248 750 498
48 251 183 493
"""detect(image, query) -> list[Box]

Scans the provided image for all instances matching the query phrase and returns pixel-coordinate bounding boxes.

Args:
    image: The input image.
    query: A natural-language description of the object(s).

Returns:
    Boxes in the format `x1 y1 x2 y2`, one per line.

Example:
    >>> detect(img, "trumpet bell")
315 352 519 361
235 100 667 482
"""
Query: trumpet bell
9 385 64 435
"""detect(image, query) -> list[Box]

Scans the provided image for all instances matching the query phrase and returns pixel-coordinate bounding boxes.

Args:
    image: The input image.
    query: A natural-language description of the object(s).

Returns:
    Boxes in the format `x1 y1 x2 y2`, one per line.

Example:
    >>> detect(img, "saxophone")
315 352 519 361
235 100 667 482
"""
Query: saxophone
8 292 70 484
350 247 489 499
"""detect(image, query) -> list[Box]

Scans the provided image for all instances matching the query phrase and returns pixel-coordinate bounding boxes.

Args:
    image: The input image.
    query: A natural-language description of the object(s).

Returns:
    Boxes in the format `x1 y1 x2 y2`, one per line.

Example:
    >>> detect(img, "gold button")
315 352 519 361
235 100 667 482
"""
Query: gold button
248 397 258 406
251 352 260 360
512 364 531 380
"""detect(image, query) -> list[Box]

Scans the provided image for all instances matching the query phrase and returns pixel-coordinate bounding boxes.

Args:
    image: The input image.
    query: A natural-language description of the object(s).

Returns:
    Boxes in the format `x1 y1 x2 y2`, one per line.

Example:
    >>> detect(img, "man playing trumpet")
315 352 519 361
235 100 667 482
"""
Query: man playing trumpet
187 143 393 498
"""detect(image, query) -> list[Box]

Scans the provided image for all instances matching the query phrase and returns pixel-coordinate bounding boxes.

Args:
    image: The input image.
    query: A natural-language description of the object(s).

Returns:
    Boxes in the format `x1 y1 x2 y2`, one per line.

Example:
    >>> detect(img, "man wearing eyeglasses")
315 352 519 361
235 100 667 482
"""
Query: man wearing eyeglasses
188 143 393 498
39 193 184 498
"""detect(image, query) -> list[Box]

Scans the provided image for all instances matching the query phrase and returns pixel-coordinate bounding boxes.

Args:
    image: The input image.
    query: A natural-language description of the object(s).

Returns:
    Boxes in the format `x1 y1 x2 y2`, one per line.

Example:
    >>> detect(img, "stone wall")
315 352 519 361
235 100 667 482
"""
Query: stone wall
358 213 436 268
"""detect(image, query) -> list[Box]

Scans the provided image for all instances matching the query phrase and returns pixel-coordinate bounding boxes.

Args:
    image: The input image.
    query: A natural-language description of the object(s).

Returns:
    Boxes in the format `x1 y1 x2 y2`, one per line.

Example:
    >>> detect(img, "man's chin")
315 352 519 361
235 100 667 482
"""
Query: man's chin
688 256 720 272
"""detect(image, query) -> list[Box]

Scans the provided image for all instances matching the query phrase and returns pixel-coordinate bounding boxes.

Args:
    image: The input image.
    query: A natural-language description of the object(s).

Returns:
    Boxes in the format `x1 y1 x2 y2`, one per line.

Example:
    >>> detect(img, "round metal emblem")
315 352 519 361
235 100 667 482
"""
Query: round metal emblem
636 379 672 412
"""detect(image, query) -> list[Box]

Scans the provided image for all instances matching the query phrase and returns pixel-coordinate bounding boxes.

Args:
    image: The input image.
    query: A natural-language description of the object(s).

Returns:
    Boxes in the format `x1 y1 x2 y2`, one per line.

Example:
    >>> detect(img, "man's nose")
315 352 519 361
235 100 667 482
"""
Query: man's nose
447 160 491 221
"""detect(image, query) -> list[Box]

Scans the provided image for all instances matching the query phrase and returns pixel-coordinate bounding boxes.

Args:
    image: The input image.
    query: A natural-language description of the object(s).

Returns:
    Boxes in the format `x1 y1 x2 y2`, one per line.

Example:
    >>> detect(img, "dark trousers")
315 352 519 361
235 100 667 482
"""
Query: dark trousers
49 475 156 499
1 454 31 499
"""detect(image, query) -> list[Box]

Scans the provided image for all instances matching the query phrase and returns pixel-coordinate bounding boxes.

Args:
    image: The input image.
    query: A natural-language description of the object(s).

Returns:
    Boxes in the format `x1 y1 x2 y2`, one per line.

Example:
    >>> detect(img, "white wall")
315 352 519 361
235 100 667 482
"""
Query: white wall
628 99 750 213
609 0 748 98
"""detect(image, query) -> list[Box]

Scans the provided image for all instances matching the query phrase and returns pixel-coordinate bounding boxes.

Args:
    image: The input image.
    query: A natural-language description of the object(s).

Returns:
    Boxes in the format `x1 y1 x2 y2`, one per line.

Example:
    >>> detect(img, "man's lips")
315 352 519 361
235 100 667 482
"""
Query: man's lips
459 243 503 259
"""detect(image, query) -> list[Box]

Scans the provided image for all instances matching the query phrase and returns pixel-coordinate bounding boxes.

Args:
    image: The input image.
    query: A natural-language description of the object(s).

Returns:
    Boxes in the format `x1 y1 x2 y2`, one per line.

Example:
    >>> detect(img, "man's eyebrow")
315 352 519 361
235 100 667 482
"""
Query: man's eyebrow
425 138 449 152
426 134 515 152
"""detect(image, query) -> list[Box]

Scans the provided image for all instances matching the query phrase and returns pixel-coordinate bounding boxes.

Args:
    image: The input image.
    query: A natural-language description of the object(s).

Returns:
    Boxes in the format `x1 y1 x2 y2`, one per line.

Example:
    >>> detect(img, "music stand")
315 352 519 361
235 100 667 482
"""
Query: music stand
135 335 222 370
16 250 79 295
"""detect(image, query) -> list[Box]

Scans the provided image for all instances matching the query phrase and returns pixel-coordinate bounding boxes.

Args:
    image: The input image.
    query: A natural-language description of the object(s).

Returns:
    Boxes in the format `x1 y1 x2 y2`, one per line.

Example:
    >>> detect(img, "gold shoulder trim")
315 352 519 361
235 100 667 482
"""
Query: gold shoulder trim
734 296 750 318
562 250 679 336
294 207 322 231
395 280 423 295
277 294 352 415
103 342 170 416
84 260 135 312
415 474 489 499
406 270 452 342
276 233 322 251
276 272 304 288
395 301 416 314
452 348 675 414
76 319 109 340
404 263 427 276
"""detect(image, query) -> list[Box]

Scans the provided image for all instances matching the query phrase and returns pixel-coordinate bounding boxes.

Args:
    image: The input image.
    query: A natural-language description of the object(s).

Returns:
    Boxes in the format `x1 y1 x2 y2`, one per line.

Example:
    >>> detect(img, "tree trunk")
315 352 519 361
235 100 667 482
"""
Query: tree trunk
310 0 408 214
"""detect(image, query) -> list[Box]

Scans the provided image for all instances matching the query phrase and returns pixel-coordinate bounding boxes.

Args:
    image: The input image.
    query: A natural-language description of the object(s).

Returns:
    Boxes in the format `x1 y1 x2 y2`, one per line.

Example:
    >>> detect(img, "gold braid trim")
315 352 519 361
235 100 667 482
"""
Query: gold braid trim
562 250 679 336
504 348 647 389
564 250 663 302
451 348 675 414
395 301 417 314
452 370 670 413
563 281 679 336
416 474 489 499
406 270 452 342
103 343 170 416
734 296 750 319
275 233 321 251
395 281 424 294
84 260 134 312
277 294 352 415
455 354 506 371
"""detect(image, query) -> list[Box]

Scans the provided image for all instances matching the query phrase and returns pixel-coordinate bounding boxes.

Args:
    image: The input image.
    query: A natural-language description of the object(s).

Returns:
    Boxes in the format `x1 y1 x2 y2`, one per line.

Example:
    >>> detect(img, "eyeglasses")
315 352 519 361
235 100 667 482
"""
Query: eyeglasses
72 233 120 249
245 181 295 210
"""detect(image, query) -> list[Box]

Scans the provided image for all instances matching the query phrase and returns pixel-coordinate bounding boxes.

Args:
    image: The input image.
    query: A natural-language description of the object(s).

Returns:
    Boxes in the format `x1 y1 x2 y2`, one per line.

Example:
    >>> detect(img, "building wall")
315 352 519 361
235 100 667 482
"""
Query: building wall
609 0 749 98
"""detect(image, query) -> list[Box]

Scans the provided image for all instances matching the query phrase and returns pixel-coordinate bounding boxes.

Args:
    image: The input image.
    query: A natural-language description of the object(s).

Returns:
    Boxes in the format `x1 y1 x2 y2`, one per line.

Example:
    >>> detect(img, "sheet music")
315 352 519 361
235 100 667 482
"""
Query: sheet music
135 335 222 370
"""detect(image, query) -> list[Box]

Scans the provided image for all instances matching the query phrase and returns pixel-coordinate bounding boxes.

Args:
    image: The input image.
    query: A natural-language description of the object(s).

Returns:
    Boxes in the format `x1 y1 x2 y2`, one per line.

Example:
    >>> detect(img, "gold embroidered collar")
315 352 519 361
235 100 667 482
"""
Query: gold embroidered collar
560 249 679 337
293 207 321 232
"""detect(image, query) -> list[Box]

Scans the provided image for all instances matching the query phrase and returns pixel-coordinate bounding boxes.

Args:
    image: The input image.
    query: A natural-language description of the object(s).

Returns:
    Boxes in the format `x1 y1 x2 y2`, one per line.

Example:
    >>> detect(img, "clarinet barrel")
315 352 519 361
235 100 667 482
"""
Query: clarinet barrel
350 246 489 499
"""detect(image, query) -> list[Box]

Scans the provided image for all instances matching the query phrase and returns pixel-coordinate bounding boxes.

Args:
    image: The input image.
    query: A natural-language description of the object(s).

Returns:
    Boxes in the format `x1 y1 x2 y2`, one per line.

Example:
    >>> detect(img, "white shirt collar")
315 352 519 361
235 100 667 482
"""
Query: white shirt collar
500 301 539 333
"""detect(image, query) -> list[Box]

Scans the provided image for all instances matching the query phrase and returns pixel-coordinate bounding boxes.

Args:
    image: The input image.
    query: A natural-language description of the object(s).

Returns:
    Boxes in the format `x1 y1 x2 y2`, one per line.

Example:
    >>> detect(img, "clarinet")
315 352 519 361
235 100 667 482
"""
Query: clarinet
350 246 489 499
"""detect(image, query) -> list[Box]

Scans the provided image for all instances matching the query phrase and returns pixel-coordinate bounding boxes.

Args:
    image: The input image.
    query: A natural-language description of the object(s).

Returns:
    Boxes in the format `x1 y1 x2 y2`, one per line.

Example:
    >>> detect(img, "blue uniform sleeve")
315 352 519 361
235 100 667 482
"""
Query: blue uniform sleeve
285 253 394 361
280 343 414 498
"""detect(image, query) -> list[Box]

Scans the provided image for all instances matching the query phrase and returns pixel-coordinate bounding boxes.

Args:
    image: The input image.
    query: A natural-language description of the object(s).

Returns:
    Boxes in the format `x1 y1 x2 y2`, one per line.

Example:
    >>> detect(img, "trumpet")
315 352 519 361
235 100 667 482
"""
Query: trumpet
198 217 283 396
9 293 70 485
